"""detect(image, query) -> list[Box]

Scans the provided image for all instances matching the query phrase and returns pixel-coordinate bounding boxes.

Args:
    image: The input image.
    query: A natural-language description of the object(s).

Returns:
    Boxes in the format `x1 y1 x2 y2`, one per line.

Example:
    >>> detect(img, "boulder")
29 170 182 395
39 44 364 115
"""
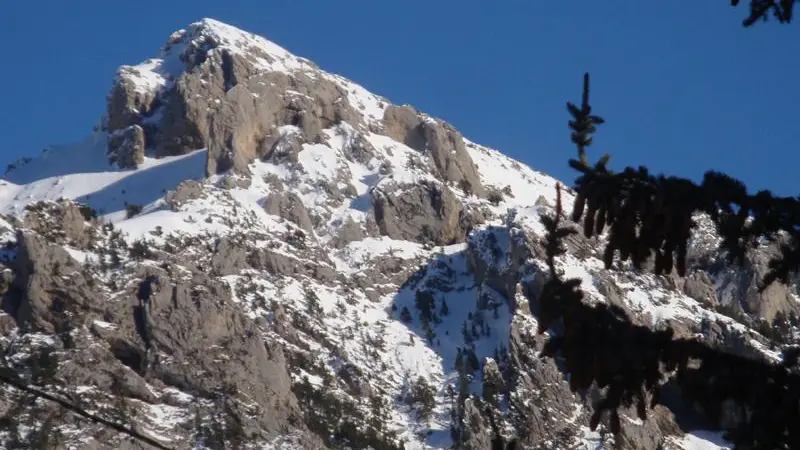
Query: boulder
372 181 468 245
262 191 314 233
107 124 145 169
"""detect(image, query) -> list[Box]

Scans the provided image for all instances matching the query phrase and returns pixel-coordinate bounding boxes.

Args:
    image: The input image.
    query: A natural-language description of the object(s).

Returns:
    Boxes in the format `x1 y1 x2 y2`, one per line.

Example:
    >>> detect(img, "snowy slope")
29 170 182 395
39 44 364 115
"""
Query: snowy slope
0 17 754 450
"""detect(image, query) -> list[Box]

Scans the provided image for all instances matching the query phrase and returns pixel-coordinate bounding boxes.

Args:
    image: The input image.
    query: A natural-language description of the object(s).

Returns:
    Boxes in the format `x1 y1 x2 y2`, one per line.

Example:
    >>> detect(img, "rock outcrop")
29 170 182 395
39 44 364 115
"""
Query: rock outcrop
2 17 794 450
2 223 316 448
107 124 145 169
372 180 468 245
164 179 206 210
21 199 93 248
123 273 301 435
106 67 160 133
262 191 314 233
382 105 486 197
107 25 365 179
713 238 800 323
259 126 304 164
7 231 92 333
682 270 718 309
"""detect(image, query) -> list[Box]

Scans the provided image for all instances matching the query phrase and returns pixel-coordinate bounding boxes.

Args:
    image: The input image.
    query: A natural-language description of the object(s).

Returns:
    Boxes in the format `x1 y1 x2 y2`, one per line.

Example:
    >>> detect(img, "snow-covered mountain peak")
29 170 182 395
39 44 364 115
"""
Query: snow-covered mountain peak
0 17 791 450
118 17 316 101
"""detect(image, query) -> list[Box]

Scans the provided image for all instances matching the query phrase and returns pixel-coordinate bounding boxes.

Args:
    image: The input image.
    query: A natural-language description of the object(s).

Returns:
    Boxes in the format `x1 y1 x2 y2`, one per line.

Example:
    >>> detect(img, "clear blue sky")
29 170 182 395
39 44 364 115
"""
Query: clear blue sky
2 1 799 195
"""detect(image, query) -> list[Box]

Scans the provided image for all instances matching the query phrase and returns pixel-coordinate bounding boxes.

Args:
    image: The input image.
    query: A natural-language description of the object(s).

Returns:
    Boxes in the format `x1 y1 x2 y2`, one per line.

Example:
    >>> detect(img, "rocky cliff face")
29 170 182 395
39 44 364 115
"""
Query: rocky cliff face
0 18 796 450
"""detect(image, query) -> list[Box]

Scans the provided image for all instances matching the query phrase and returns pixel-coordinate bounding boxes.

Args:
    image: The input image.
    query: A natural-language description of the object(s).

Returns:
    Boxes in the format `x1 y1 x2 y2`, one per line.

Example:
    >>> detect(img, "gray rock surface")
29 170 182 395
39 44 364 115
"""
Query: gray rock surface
382 105 486 197
262 191 314 233
21 199 92 248
108 39 364 178
339 126 378 165
330 217 367 248
8 230 92 333
714 238 800 322
506 319 586 448
7 18 800 450
128 275 300 434
260 127 304 164
164 179 205 210
107 125 146 169
106 67 159 133
682 270 718 309
210 236 250 276
460 398 493 450
1 224 316 448
372 181 468 245
153 73 210 158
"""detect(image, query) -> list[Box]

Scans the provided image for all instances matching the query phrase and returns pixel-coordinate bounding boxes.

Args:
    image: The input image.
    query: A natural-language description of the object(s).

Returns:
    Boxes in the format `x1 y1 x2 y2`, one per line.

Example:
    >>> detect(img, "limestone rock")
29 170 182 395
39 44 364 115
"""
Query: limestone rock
262 191 314 233
210 236 250 276
132 276 301 434
7 231 93 333
372 181 469 245
683 270 718 309
460 398 494 450
116 43 364 177
106 67 159 133
714 237 800 323
2 224 314 446
506 319 584 448
481 358 505 405
107 124 146 169
164 180 205 210
612 405 683 450
154 73 211 158
339 126 378 164
382 105 427 151
330 217 367 248
22 199 92 248
57 333 158 403
260 127 304 164
466 224 530 312
382 105 486 197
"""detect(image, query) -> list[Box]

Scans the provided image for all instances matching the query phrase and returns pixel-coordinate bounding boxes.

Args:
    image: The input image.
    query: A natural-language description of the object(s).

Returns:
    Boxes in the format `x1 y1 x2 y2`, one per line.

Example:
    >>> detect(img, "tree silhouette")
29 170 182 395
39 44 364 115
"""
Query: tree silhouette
733 0 797 26
529 3 800 449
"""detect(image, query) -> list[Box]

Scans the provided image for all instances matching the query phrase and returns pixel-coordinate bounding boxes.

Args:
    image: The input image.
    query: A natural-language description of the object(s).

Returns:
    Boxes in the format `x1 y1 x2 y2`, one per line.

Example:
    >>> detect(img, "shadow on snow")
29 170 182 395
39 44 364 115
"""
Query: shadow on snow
386 225 517 445
73 150 206 216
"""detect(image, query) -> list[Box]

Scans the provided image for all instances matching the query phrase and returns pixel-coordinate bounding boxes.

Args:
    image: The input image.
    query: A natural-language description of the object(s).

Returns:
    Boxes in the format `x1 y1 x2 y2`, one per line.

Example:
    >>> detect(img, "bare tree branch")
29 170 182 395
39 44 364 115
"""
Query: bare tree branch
0 368 173 450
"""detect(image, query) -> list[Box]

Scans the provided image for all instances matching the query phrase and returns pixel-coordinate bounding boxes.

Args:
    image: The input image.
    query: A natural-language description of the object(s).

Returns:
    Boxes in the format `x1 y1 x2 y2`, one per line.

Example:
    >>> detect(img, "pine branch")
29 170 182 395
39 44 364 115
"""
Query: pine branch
535 188 800 449
0 367 172 450
733 0 797 26
567 74 800 291
532 64 800 449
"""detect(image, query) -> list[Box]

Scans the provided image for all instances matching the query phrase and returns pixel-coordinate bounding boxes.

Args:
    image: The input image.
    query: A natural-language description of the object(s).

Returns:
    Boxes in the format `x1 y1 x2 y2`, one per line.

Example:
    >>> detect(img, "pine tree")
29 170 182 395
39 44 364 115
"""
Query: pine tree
440 299 450 316
400 306 413 323
415 290 436 325
532 13 800 444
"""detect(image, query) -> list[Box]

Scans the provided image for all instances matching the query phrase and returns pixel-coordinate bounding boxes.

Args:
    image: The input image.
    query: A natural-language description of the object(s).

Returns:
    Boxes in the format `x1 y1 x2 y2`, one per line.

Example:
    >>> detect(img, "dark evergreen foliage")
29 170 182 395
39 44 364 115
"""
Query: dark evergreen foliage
537 181 800 449
568 72 800 291
733 0 797 26
564 1 800 292
124 202 143 219
532 51 800 448
399 306 413 323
